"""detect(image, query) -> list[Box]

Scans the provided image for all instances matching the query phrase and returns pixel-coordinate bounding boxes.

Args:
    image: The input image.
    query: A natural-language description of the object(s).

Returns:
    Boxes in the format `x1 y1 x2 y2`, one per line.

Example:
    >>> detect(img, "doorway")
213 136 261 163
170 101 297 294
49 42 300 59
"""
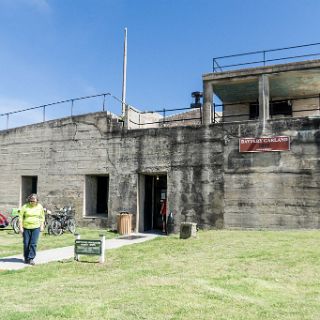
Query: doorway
143 174 167 231
85 175 109 216
21 176 38 204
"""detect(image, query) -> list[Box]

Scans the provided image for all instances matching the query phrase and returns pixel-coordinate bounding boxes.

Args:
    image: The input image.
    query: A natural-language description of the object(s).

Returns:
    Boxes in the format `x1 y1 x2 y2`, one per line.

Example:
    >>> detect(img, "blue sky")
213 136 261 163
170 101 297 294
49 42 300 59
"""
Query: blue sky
0 0 320 127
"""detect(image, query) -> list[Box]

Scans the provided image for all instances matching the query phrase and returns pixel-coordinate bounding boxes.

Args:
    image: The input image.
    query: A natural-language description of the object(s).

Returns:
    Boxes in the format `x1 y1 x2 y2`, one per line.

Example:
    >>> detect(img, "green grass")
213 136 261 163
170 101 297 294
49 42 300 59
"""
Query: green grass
0 227 116 258
1 230 320 320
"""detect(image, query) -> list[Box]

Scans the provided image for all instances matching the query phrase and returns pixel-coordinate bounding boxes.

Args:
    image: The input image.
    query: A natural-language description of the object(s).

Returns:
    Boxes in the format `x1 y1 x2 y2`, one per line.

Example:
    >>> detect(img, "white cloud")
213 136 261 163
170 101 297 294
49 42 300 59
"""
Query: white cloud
0 0 51 13
27 0 51 12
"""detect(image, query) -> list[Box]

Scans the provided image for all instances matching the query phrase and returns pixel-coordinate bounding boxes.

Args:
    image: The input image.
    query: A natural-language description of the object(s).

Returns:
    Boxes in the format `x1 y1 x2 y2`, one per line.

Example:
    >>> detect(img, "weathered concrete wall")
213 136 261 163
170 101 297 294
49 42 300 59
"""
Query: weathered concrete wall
0 112 224 231
223 103 249 122
127 107 202 129
0 112 123 227
164 109 201 127
1 111 320 230
127 106 162 129
223 117 320 229
292 97 320 117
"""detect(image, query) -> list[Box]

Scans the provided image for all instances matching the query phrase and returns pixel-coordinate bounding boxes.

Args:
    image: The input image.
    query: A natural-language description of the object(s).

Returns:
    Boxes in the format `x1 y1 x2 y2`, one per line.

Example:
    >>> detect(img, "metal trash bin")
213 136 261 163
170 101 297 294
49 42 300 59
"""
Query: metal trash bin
117 212 132 235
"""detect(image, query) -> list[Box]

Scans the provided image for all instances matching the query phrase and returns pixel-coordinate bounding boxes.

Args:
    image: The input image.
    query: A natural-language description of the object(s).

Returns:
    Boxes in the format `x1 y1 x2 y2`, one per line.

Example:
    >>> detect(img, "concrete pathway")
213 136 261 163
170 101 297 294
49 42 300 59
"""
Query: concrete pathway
0 233 160 271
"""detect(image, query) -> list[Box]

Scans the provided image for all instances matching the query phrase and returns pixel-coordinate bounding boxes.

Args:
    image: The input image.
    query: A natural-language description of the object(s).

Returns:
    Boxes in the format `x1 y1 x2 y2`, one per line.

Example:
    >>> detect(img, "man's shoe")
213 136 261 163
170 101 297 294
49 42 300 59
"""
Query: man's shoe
24 259 29 264
29 259 35 265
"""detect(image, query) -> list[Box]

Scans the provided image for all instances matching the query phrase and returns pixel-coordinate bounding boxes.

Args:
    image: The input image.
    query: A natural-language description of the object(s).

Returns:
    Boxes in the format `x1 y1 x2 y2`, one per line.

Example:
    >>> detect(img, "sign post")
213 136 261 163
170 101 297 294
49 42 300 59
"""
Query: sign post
99 234 106 264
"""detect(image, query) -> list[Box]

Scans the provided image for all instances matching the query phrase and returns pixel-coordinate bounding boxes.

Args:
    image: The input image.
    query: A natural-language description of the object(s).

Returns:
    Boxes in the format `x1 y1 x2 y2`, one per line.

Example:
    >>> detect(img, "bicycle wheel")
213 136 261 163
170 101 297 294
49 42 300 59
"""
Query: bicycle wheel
66 218 76 234
48 220 63 236
11 216 20 234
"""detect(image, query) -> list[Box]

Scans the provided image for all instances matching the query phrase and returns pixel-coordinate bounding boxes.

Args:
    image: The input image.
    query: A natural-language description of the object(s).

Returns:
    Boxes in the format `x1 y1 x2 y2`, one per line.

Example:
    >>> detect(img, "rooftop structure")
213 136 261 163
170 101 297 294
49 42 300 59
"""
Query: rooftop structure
203 59 320 126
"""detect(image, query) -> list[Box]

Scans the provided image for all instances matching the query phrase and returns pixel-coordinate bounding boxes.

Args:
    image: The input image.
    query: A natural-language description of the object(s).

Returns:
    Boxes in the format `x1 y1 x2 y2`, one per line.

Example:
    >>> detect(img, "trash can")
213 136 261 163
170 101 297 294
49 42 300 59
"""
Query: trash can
180 222 197 239
117 212 132 235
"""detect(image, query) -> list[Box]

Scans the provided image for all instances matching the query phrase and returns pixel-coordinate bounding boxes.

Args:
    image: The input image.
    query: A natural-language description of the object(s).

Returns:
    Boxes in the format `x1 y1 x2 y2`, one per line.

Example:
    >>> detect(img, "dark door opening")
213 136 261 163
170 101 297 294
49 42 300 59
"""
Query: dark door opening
96 176 109 214
21 176 38 204
144 174 167 231
85 175 109 216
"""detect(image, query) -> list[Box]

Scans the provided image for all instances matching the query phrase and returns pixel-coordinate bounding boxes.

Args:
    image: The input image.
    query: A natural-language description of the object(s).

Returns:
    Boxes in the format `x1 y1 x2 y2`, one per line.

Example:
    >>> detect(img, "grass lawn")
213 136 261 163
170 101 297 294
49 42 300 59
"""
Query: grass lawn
1 229 320 320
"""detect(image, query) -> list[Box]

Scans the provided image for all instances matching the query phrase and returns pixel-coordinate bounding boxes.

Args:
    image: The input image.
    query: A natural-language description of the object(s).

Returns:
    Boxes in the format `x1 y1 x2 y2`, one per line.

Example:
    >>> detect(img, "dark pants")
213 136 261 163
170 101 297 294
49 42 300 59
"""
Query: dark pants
23 228 40 261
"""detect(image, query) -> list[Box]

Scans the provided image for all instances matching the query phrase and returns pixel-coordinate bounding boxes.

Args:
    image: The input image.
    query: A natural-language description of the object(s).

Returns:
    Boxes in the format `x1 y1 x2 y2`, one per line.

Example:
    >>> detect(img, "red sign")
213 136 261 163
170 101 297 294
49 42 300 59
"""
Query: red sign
239 136 290 152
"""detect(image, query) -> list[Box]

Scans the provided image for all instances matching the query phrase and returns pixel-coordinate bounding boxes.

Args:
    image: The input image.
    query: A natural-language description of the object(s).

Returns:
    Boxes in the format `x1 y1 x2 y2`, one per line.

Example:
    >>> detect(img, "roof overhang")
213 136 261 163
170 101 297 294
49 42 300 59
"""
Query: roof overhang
203 59 320 103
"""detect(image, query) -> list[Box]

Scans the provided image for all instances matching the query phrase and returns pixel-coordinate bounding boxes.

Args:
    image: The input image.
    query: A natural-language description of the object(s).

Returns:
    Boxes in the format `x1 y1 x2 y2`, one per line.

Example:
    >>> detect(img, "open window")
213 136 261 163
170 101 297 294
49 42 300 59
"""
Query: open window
270 100 292 117
249 101 259 119
249 99 292 119
85 175 109 217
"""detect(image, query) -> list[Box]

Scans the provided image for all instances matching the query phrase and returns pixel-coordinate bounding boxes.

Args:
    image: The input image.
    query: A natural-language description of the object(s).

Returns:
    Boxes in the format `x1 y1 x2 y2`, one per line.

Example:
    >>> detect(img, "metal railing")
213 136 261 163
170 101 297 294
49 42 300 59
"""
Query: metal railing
213 42 320 72
0 93 111 130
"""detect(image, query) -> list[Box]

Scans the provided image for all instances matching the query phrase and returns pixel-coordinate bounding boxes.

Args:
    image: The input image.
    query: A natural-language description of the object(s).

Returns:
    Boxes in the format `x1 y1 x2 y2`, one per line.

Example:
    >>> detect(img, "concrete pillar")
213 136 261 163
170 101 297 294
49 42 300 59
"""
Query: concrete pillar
259 74 270 133
202 81 213 125
124 104 129 129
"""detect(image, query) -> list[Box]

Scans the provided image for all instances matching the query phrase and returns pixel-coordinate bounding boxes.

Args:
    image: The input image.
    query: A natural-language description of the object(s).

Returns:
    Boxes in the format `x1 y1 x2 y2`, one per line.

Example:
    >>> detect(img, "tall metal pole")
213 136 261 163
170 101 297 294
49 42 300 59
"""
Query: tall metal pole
121 27 128 116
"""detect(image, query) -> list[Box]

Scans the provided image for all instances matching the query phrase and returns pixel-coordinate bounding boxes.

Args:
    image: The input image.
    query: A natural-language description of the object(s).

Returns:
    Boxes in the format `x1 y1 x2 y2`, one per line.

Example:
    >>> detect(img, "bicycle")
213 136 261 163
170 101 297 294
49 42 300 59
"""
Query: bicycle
9 208 20 234
11 208 52 234
47 206 76 236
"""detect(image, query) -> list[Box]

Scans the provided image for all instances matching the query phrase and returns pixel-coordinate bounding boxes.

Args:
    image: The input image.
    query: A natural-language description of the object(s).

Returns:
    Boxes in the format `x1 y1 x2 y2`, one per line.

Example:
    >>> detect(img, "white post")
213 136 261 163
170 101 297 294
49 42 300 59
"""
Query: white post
74 233 80 261
99 234 105 263
121 27 128 116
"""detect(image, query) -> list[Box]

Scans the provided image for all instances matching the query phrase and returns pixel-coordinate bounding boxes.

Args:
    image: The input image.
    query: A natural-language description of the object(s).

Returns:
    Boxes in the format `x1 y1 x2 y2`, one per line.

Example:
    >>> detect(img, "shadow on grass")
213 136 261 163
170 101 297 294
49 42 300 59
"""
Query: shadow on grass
0 228 16 235
73 260 99 264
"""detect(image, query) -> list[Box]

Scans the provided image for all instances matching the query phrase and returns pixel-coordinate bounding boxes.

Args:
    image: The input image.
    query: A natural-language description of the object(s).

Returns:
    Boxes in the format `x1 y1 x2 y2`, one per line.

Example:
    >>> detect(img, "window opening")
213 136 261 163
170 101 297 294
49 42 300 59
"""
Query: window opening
85 175 109 217
270 100 292 117
249 101 259 119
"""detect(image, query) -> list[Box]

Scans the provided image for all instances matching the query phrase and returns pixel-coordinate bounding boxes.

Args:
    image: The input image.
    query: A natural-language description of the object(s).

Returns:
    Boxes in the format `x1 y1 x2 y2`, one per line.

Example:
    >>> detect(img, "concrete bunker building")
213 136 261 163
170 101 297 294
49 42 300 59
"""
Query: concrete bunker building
1 52 320 232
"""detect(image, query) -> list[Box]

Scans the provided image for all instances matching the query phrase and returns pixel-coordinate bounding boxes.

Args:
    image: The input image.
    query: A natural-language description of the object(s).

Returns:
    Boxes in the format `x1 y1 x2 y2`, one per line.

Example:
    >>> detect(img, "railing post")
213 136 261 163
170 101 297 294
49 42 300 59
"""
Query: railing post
43 106 46 122
213 103 216 123
6 114 9 129
102 94 106 111
163 108 166 125
71 99 74 116
74 233 80 261
213 58 215 72
263 51 266 66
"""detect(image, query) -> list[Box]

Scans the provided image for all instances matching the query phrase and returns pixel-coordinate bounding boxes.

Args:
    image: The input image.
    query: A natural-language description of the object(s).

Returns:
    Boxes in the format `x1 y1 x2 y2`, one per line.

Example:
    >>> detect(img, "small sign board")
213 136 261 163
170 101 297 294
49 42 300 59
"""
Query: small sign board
75 239 102 255
239 136 290 153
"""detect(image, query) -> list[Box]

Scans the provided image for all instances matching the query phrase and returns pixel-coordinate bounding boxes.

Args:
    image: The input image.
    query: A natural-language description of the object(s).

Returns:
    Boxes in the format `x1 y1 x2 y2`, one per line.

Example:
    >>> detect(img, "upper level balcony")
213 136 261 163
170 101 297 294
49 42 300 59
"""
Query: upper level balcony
202 43 320 127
